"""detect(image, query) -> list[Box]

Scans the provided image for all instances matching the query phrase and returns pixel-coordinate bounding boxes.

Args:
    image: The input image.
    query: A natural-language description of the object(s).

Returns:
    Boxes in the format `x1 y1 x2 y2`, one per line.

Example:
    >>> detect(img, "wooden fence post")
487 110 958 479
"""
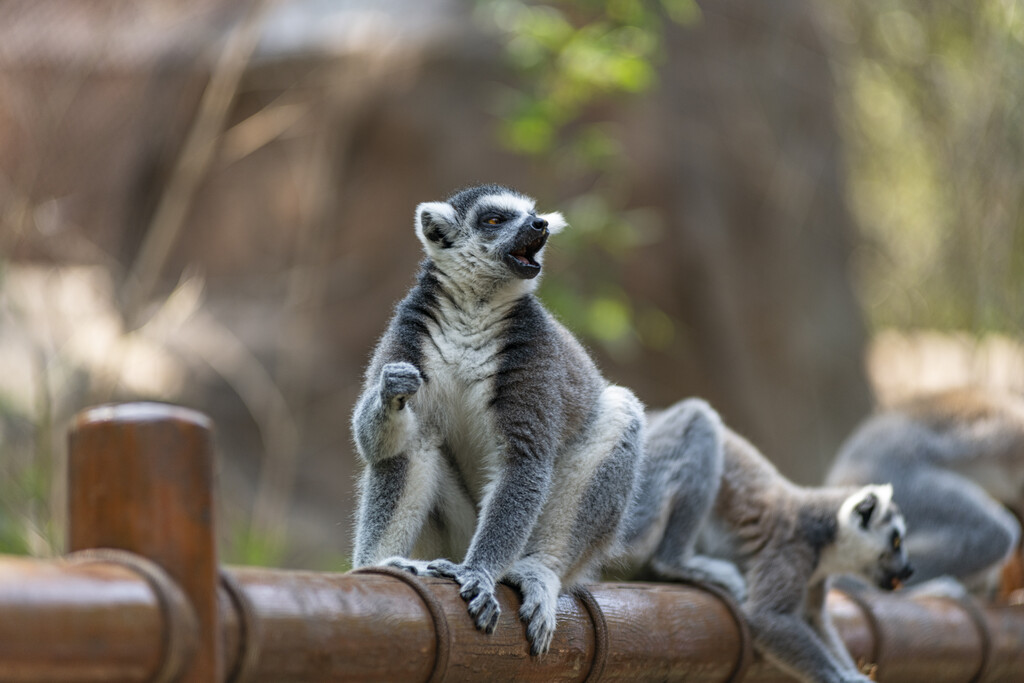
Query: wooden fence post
67 402 220 682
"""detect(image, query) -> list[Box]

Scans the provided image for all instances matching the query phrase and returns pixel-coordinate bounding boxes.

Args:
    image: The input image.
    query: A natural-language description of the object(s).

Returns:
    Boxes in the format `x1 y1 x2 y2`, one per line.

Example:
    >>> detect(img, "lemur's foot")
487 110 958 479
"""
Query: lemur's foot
519 589 557 655
380 362 422 410
504 561 560 655
380 556 433 575
650 555 748 604
685 556 748 603
428 559 500 633
838 674 874 683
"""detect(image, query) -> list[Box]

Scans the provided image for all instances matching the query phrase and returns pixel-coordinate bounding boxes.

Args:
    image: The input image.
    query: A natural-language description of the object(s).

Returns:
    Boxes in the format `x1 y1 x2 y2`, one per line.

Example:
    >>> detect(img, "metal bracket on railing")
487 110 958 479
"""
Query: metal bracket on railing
350 566 453 683
220 569 261 683
67 549 198 683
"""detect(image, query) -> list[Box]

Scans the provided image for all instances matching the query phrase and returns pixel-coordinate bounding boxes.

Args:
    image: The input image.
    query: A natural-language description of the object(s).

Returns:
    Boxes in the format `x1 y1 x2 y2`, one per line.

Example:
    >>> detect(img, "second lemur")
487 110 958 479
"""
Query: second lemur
827 387 1023 595
351 185 644 655
618 399 912 683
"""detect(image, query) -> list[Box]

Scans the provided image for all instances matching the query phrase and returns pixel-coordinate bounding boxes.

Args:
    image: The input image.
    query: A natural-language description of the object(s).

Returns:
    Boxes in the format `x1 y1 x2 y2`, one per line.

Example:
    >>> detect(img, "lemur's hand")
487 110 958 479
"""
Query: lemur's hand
380 556 433 575
380 362 422 410
428 559 500 634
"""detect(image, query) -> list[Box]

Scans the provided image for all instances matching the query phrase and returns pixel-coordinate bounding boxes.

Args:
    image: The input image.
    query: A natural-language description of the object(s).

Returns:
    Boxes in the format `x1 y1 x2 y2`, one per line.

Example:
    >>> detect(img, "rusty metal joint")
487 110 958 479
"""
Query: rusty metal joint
66 548 199 683
833 584 883 670
221 568 261 683
351 566 452 683
573 584 609 683
685 580 753 683
947 594 994 683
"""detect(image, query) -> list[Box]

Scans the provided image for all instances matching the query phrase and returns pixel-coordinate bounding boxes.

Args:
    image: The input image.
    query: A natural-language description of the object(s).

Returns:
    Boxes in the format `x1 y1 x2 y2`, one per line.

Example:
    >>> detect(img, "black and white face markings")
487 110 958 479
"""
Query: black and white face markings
414 185 567 289
833 484 914 591
351 185 644 656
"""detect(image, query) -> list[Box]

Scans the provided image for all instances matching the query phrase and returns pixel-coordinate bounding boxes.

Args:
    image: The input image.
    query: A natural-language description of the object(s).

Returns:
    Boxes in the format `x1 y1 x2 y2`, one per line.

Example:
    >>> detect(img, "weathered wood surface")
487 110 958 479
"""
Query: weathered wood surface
1 401 1021 682
1 554 1023 682
67 403 220 681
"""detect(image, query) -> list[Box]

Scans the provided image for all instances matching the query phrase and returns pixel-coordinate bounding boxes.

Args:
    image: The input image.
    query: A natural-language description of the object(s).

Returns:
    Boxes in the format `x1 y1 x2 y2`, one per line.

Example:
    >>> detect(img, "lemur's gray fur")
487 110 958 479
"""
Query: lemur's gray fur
827 388 1023 594
618 399 912 683
351 185 645 655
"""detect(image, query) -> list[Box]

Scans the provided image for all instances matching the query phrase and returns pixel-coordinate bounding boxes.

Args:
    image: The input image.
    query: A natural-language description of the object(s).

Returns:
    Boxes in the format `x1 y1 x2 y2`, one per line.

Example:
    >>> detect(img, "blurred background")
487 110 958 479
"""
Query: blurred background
1 0 1023 568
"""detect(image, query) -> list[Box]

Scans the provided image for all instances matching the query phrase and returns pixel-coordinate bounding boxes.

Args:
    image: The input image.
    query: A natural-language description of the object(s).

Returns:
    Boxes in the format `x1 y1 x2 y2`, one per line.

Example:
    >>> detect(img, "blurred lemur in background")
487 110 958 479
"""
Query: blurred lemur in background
827 388 1024 596
350 185 645 655
618 398 912 683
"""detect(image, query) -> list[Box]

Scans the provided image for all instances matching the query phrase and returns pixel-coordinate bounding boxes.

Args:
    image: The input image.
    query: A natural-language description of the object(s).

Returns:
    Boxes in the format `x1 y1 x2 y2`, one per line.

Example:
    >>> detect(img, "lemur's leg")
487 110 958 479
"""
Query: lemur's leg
411 455 478 565
745 555 870 683
352 442 444 570
661 555 747 604
499 385 645 655
896 468 1020 586
504 558 561 655
633 400 744 598
426 389 570 639
352 362 440 569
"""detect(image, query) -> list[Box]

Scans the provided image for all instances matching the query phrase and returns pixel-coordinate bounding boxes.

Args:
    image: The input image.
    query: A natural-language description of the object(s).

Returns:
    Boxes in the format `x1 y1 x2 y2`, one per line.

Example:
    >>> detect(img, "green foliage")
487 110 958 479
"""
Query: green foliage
481 0 698 155
0 379 59 556
482 0 684 157
476 0 699 352
0 458 55 556
224 520 288 568
836 0 1024 334
484 0 1024 341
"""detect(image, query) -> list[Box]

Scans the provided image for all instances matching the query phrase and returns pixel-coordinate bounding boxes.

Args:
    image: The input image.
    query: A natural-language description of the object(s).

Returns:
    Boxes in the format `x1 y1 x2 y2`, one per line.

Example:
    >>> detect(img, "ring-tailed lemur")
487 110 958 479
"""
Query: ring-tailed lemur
351 184 645 655
617 398 912 683
826 388 1023 595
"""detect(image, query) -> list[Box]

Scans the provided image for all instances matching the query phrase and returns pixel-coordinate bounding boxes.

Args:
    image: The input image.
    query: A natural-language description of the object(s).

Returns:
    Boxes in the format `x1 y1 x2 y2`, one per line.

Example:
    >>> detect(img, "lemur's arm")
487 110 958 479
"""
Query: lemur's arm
428 377 558 632
429 451 555 632
352 361 423 464
745 558 870 683
805 581 860 671
469 454 553 567
351 359 430 568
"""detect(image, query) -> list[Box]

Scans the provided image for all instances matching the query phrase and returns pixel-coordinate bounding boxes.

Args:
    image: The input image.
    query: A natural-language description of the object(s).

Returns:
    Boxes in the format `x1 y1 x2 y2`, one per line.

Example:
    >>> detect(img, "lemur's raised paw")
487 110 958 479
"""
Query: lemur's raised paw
380 556 433 575
428 559 500 633
379 362 422 410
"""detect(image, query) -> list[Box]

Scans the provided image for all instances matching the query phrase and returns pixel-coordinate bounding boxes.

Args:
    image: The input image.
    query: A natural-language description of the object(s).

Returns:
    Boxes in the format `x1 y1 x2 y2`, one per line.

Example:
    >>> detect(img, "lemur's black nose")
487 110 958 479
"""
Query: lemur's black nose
531 218 548 232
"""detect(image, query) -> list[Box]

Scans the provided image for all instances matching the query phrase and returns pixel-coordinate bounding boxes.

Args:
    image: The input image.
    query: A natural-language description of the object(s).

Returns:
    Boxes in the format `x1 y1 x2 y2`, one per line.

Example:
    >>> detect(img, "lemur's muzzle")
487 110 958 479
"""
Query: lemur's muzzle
504 218 549 279
878 563 914 591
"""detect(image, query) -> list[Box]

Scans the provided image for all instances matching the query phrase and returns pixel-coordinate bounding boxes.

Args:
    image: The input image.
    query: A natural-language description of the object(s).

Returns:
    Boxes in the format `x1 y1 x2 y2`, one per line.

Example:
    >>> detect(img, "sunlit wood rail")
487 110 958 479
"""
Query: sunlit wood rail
0 402 1021 682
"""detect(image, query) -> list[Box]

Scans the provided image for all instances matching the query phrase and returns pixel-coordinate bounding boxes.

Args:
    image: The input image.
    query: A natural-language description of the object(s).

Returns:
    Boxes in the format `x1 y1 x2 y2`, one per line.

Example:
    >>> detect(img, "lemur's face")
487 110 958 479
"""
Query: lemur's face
836 484 914 590
414 185 566 284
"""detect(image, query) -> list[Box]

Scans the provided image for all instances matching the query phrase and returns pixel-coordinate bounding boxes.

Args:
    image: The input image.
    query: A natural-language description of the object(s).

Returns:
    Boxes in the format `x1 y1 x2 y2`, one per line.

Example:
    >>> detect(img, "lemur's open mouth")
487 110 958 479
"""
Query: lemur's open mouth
505 230 548 279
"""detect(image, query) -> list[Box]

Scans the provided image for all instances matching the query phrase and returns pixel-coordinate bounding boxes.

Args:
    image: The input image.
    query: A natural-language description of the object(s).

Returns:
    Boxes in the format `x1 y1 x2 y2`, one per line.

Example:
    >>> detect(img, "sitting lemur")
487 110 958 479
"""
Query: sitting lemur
351 185 645 655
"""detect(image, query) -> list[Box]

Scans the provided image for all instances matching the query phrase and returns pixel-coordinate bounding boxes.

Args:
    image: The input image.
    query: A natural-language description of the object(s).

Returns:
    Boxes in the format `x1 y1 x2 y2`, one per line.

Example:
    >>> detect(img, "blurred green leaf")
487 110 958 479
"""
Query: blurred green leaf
660 0 701 26
587 296 632 342
226 522 287 567
637 306 675 351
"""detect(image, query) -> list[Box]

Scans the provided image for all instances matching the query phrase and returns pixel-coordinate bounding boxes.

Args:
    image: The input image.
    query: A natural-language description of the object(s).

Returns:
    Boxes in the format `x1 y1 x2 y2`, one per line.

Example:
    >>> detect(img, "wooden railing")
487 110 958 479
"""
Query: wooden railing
0 402 1022 682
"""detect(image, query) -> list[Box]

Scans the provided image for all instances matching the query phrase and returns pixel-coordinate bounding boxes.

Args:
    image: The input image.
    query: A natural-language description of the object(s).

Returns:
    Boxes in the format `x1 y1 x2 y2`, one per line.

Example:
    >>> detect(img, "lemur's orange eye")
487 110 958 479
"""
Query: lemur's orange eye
485 217 501 225
893 535 901 549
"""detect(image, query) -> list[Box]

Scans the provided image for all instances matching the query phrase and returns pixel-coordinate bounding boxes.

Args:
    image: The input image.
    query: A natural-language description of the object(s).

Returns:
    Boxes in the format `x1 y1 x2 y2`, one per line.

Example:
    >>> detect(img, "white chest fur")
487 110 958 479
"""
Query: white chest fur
415 297 511 498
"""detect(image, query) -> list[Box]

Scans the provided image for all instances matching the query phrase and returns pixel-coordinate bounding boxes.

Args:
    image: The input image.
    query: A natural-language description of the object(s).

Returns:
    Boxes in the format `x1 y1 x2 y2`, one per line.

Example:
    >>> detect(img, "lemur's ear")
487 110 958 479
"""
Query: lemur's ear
853 491 879 529
539 211 567 235
415 202 459 250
